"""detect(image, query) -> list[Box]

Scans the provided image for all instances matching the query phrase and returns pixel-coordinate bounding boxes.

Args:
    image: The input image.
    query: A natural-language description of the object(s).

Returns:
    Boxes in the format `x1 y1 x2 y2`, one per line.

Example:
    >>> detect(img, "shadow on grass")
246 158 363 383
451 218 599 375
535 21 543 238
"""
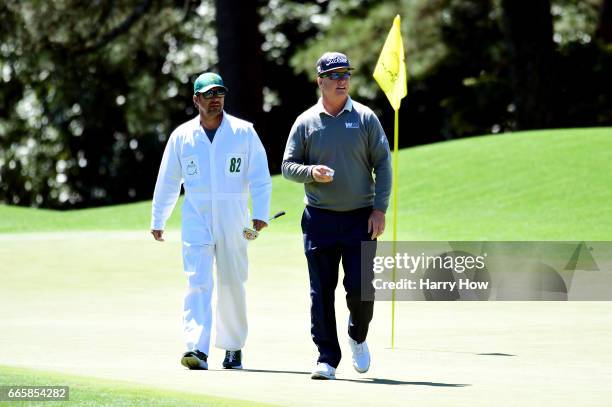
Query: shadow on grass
233 369 470 387
236 368 310 375
395 347 517 357
335 378 470 387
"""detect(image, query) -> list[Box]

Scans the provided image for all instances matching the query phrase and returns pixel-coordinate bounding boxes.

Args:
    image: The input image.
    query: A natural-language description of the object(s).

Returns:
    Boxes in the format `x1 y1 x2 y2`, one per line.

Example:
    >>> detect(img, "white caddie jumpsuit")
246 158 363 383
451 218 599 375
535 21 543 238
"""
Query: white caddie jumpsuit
151 112 271 354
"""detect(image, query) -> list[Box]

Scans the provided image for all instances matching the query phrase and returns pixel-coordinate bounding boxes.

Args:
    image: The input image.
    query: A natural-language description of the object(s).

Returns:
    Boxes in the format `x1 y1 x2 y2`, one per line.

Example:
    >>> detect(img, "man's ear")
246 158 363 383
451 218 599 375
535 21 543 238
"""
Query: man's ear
192 95 199 108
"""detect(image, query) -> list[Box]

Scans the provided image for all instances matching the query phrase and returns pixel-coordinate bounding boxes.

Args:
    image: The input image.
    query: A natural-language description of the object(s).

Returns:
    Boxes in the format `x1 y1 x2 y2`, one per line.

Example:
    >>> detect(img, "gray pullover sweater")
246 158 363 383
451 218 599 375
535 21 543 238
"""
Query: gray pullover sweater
282 97 392 212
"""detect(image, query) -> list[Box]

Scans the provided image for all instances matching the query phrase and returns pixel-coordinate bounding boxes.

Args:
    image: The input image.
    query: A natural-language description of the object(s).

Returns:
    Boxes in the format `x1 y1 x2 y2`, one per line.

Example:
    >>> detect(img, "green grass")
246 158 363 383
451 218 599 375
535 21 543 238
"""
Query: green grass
394 127 612 240
0 180 304 234
0 199 182 233
1 127 611 239
0 365 277 407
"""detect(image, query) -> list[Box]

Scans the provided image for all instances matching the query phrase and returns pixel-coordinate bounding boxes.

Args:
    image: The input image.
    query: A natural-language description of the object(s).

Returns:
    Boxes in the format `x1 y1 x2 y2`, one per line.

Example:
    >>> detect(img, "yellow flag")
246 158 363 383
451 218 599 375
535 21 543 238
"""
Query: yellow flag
373 15 407 111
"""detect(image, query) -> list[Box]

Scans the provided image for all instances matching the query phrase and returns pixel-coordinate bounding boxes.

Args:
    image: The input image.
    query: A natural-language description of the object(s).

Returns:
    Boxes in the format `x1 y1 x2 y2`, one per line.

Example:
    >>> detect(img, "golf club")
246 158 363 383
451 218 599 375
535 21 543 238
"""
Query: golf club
242 211 286 240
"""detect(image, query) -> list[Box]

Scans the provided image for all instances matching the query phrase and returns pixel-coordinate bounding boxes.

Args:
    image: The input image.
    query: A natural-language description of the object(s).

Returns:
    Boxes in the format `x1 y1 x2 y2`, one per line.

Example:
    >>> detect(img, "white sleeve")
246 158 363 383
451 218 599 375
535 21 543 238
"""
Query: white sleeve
247 127 272 223
151 133 183 230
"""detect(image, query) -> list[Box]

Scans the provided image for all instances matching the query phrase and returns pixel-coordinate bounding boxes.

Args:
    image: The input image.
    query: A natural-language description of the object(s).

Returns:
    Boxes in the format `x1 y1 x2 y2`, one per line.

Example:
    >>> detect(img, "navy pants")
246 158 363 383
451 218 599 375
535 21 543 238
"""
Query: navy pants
301 206 376 368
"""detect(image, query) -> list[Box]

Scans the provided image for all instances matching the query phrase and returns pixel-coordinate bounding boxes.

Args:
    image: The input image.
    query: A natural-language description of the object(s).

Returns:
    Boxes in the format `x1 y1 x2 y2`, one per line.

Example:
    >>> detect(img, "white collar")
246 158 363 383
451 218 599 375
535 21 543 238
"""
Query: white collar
317 97 353 117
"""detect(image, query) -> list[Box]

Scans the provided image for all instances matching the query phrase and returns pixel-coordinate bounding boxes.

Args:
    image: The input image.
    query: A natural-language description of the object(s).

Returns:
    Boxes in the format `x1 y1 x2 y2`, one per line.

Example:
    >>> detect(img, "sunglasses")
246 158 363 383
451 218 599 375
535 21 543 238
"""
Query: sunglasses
199 88 227 99
319 71 351 80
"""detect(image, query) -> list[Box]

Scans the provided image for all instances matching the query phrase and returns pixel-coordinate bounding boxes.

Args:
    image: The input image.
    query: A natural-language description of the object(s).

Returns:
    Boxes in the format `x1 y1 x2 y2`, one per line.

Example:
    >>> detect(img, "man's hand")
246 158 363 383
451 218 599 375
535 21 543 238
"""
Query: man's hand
312 165 334 183
253 219 268 232
368 209 385 240
151 229 165 242
252 219 268 232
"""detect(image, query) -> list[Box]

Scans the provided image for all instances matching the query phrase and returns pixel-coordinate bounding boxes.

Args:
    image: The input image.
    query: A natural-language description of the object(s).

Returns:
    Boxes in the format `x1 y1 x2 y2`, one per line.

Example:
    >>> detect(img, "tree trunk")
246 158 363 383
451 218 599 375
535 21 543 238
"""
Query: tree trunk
500 0 555 130
214 0 264 126
596 0 612 43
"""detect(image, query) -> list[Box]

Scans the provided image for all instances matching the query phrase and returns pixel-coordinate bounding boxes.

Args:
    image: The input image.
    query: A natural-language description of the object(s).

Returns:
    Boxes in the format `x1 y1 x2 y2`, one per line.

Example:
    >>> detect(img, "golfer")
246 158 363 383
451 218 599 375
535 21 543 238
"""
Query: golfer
282 52 392 379
151 72 272 370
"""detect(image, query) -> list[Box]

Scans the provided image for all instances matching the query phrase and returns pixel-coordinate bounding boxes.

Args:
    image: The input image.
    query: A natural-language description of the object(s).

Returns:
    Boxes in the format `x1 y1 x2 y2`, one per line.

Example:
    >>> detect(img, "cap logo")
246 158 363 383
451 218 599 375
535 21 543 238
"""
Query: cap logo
327 56 348 64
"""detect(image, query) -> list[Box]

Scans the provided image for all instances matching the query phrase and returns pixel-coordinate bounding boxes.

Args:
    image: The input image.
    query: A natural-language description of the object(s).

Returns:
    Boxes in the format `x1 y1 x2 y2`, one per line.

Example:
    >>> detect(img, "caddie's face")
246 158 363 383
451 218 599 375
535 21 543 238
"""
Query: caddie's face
317 68 351 100
193 87 225 117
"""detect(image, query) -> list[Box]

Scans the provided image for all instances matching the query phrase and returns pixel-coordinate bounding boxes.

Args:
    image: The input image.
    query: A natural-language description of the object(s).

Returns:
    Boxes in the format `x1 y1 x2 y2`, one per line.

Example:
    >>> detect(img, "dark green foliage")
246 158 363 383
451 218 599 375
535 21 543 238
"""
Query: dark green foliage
0 1 208 208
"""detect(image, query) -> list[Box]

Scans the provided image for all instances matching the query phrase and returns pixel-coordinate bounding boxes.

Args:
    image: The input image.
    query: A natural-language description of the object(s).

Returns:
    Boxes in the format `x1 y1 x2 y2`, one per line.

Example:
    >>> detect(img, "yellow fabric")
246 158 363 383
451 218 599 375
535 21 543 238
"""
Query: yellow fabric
373 15 408 111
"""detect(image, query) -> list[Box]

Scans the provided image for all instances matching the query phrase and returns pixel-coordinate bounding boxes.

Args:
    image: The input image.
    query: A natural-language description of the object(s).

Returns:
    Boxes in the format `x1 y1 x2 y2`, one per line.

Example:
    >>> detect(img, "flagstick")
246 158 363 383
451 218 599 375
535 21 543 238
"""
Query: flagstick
373 13 407 350
391 108 399 349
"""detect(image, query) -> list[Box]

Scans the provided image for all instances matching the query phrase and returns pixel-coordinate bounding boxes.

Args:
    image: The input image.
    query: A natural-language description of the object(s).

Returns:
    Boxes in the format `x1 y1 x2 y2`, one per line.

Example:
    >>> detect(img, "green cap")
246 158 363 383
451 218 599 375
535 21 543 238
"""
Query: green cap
193 72 228 95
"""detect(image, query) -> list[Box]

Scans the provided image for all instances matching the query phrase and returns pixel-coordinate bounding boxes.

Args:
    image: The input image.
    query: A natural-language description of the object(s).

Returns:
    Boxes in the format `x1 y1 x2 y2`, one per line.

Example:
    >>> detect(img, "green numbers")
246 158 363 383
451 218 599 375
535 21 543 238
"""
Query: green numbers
229 157 241 173
226 154 244 175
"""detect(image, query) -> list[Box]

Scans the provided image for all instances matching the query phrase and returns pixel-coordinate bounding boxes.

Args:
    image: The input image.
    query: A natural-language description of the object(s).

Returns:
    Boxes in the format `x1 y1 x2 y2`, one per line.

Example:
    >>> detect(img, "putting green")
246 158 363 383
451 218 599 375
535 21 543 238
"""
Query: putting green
1 231 611 406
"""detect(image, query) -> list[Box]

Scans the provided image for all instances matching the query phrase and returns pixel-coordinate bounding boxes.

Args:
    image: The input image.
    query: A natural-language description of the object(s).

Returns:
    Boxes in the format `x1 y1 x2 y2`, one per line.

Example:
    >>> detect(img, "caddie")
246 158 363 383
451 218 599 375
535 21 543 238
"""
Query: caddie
150 72 272 370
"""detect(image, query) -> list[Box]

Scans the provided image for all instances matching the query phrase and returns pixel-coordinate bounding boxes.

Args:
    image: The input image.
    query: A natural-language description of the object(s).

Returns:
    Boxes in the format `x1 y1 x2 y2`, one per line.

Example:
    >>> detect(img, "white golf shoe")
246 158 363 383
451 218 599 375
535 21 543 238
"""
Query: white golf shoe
311 362 336 380
348 337 370 373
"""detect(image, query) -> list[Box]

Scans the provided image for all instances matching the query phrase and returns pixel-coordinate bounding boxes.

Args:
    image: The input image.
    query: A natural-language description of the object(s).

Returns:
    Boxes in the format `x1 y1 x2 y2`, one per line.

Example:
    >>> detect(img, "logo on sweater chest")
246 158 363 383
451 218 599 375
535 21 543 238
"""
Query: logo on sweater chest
345 122 359 129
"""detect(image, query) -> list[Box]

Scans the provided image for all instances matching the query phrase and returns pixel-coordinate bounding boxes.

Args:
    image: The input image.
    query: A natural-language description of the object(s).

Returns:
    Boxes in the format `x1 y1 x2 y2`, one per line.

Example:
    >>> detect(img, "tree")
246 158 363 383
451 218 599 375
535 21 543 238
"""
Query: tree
215 0 264 125
596 0 612 42
0 0 212 208
500 0 556 129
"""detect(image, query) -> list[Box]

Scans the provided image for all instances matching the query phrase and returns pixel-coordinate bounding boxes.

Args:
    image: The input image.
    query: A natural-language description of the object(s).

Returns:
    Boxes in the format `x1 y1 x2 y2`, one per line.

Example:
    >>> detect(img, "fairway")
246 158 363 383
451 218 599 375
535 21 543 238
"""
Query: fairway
1 129 612 406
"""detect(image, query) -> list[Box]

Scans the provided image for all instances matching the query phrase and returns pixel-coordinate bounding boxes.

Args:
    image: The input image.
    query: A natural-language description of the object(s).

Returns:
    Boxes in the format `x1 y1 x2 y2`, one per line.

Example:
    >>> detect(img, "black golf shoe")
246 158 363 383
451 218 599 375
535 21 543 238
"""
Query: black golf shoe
222 350 243 369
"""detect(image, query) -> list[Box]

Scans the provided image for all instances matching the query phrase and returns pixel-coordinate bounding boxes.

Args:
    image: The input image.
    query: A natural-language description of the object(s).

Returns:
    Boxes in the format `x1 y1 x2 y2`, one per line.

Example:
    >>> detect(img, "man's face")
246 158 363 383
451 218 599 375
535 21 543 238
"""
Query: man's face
193 87 226 117
317 68 351 100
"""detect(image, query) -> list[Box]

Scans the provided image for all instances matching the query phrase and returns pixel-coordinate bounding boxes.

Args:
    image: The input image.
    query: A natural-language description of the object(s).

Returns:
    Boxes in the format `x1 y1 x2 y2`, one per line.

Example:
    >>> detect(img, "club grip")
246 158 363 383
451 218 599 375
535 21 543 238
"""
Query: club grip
271 211 286 219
